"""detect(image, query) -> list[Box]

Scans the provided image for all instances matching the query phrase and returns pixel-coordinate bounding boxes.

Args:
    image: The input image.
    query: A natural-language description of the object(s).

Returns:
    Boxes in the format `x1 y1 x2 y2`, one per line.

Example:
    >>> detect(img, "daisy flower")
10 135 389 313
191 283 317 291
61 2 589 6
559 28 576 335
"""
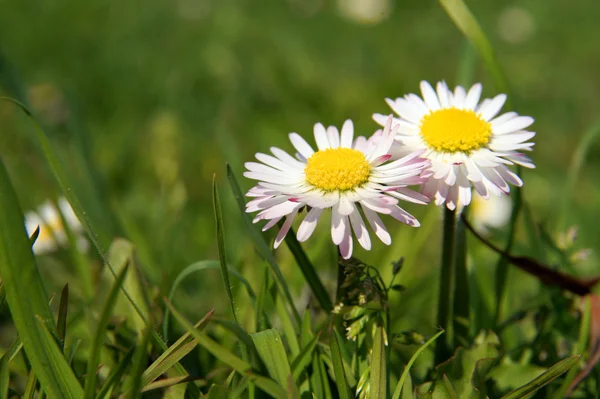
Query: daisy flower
25 197 87 255
243 116 431 259
373 81 535 210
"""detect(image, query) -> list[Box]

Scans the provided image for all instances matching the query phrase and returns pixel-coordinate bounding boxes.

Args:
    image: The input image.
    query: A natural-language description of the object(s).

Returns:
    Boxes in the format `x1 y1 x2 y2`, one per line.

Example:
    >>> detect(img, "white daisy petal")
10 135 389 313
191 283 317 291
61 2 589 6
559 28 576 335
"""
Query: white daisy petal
420 81 441 111
331 203 346 245
464 83 482 110
339 218 353 259
289 133 315 159
479 94 507 121
348 204 371 250
270 147 306 169
274 209 298 248
340 119 354 148
314 123 330 150
493 116 535 134
361 205 391 245
327 126 340 148
297 207 323 242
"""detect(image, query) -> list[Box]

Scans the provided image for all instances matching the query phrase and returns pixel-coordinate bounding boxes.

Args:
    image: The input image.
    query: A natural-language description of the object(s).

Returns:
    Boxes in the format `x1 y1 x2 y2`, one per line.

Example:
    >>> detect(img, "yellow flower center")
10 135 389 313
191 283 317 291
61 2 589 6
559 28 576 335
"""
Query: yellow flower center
305 148 371 191
420 108 492 153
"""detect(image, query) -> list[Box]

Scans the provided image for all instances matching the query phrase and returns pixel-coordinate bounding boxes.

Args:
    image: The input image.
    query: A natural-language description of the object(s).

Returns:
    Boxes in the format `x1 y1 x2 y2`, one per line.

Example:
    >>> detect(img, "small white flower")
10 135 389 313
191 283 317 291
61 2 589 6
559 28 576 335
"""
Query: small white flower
24 198 86 255
374 81 535 210
244 117 430 259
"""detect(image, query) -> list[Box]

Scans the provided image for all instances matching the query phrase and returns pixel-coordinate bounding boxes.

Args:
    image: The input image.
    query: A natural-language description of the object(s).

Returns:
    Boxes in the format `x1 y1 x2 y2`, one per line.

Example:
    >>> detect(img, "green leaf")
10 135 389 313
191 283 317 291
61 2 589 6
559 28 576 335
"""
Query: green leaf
370 324 387 399
284 227 333 312
0 355 8 399
165 299 287 399
162 260 256 342
95 347 135 399
488 363 548 393
250 329 292 389
0 159 83 398
330 329 351 399
142 310 213 387
226 164 301 325
432 331 500 398
84 264 130 399
392 330 445 399
500 356 580 399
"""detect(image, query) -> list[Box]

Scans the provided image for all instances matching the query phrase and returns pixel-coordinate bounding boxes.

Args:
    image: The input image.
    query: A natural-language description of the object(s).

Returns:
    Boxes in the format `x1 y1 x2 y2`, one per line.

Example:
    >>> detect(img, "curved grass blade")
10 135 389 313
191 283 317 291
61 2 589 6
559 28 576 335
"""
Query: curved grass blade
558 119 600 229
438 0 510 96
330 329 351 399
392 330 445 399
500 355 580 399
0 160 83 398
165 299 287 399
57 284 69 352
284 228 333 312
162 260 256 341
84 265 130 399
226 164 301 325
291 332 321 381
142 310 213 388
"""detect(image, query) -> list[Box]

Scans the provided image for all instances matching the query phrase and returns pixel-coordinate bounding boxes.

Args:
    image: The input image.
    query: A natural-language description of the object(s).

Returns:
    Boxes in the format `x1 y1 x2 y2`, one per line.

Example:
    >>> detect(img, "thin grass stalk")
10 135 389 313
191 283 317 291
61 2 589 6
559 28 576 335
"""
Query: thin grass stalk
435 207 456 365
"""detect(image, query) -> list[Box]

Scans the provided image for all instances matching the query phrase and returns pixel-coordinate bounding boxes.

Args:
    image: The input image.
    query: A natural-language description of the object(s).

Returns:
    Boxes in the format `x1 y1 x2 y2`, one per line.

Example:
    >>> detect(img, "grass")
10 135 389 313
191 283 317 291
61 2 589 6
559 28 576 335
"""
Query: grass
0 0 599 397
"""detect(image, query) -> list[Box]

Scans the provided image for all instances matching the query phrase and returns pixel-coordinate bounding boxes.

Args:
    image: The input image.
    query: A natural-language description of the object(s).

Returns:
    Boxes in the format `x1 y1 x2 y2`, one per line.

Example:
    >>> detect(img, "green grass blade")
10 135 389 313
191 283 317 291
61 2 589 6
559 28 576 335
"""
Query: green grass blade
250 329 292 389
392 330 445 399
291 332 321 381
95 347 135 399
284 228 333 312
142 310 213 387
436 207 456 364
0 160 83 398
558 119 600 229
370 324 387 399
453 208 470 347
57 284 69 352
272 286 300 358
125 327 153 399
501 356 580 399
226 164 301 325
329 329 351 399
0 355 8 399
438 0 510 96
165 299 287 399
213 175 239 323
23 370 37 399
0 281 5 310
162 260 256 341
84 265 130 399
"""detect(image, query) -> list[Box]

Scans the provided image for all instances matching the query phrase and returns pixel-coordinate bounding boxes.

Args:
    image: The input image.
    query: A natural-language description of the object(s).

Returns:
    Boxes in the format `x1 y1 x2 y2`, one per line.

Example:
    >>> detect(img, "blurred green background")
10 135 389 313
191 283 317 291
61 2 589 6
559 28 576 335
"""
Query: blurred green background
0 0 598 343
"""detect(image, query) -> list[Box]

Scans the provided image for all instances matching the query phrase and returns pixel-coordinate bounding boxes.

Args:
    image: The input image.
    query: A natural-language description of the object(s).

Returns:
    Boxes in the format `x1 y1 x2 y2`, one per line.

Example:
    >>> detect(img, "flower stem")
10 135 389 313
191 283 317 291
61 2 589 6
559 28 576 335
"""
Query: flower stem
435 207 457 365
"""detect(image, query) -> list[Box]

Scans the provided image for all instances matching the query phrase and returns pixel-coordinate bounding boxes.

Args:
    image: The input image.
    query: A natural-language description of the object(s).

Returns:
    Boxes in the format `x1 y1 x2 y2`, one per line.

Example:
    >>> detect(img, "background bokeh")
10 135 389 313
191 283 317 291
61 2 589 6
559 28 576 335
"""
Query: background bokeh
1 0 598 347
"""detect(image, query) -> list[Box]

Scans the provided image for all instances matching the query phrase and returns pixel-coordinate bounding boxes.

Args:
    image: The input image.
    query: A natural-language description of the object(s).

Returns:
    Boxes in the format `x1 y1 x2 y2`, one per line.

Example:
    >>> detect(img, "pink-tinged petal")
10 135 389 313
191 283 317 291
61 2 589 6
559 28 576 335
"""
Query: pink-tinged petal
337 195 355 216
360 197 393 214
258 201 301 220
367 115 396 161
361 205 391 245
420 81 441 111
340 119 354 148
445 184 459 210
496 165 523 186
297 207 323 242
480 167 509 193
387 188 430 205
434 182 450 206
464 83 482 110
313 123 330 150
371 154 392 166
348 204 371 250
274 210 298 248
246 196 288 212
331 204 346 245
262 217 282 231
479 94 507 121
353 136 369 152
456 172 472 206
389 205 420 227
289 133 315 159
464 158 484 182
327 126 340 148
339 219 353 260
473 179 489 199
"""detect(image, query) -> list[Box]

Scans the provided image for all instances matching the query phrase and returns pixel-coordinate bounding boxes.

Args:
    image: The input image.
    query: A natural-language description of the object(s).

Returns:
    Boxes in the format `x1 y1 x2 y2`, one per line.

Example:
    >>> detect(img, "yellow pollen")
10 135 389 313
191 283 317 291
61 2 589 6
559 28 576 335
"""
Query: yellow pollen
305 148 371 191
420 108 492 153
